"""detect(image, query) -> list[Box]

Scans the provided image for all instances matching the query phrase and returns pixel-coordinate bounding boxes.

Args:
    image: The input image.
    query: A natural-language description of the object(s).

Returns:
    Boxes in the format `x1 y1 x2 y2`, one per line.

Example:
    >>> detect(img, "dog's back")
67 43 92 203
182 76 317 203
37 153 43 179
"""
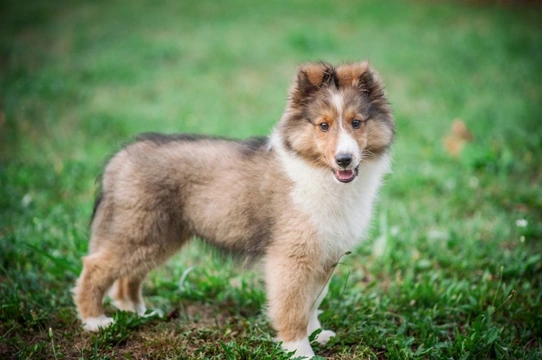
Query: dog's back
91 133 287 258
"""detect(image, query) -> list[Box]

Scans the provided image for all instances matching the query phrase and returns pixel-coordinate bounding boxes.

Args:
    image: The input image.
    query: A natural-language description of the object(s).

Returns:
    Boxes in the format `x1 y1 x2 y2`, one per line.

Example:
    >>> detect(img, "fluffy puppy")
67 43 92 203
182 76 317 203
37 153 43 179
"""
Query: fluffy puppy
73 61 394 358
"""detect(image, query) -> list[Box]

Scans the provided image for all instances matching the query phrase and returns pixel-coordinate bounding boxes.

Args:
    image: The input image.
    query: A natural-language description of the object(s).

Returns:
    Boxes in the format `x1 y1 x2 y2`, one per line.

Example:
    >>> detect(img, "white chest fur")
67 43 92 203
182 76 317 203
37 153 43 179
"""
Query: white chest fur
271 135 390 262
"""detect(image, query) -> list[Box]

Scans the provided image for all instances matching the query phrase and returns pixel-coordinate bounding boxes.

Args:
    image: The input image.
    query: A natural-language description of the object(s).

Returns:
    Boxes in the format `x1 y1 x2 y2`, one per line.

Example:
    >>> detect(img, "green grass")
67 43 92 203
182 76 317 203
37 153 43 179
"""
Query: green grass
1 0 541 358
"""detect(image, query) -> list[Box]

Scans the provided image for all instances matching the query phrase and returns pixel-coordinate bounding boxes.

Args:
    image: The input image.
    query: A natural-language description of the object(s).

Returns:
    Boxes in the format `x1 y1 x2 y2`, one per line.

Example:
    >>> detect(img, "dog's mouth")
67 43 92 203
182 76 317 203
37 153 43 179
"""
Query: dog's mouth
333 166 359 183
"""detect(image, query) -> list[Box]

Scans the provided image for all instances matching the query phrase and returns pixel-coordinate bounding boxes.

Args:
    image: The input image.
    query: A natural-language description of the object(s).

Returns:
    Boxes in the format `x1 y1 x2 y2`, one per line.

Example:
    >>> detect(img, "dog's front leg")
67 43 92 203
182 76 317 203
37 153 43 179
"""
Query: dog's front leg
307 277 336 346
265 251 323 358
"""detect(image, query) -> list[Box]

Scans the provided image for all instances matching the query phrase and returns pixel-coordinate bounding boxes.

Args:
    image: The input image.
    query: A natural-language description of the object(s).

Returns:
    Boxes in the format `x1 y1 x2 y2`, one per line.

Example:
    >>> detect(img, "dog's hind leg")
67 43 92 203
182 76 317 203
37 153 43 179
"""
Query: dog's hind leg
73 250 119 331
74 235 188 331
109 276 147 315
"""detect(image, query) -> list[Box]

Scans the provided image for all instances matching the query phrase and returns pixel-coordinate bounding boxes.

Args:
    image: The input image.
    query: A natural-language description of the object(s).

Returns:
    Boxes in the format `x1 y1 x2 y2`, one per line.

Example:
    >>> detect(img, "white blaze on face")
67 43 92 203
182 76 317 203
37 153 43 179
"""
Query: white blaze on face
331 91 360 168
331 92 343 115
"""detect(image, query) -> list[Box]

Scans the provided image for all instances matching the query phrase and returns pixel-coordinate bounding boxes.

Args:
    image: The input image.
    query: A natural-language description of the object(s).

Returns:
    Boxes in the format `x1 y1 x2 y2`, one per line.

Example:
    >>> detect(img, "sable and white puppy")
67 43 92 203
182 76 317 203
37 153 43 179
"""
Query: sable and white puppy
73 61 394 358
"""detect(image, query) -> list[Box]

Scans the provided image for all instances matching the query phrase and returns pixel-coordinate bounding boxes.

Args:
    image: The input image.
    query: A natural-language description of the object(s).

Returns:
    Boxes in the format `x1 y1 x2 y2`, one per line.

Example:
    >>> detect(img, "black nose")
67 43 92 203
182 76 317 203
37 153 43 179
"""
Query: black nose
335 153 352 168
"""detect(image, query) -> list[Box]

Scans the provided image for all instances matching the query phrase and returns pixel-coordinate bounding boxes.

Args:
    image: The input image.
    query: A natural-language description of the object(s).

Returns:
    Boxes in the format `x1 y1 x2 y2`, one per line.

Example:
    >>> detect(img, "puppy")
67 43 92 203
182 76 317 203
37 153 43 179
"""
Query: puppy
73 61 394 358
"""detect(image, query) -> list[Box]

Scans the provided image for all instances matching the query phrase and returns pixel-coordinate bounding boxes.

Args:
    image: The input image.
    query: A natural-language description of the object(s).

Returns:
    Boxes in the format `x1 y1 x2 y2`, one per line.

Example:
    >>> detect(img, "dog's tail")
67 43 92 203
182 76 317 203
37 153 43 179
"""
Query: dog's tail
90 191 103 225
89 174 104 227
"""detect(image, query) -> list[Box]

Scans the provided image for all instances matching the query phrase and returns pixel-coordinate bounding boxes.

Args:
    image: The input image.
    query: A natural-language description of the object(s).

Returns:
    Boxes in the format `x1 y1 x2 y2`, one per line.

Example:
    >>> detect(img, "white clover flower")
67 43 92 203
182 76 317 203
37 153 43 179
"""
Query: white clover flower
515 219 528 228
22 194 32 207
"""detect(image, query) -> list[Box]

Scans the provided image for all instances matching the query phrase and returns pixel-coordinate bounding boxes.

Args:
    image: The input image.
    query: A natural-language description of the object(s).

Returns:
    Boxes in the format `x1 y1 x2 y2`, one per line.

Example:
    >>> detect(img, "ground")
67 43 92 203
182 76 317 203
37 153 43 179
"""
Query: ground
1 0 541 359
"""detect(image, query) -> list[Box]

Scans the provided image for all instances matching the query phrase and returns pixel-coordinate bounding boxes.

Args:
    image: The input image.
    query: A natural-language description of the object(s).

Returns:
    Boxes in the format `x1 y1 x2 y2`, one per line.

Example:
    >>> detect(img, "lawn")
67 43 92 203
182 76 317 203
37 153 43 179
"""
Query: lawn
1 0 541 359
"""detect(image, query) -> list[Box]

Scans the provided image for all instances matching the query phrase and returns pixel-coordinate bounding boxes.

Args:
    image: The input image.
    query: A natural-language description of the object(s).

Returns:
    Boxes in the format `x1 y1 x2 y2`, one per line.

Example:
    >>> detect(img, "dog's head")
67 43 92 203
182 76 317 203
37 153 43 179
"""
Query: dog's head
276 61 395 183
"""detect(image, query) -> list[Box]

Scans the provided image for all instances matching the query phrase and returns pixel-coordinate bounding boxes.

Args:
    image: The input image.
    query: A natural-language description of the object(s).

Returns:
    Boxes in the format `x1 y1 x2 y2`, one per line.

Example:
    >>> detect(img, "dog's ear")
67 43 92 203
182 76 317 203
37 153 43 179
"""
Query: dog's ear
291 62 336 105
336 62 385 101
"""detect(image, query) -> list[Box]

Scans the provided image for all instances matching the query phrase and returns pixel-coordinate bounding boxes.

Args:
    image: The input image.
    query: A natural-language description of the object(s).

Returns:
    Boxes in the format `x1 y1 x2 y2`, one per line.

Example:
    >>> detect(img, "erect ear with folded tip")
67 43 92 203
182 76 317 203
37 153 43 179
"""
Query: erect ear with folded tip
358 67 385 101
336 61 385 101
291 62 336 105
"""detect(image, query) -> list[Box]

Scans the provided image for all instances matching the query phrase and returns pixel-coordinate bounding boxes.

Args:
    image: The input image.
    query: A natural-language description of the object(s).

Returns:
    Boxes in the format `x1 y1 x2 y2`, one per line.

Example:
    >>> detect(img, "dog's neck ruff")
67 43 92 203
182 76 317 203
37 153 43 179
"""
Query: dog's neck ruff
270 130 391 260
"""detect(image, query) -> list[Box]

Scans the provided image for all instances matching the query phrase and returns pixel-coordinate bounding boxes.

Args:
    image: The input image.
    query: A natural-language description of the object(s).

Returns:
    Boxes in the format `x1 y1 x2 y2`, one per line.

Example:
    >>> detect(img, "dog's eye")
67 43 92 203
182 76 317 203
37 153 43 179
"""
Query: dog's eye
352 119 363 129
319 122 330 132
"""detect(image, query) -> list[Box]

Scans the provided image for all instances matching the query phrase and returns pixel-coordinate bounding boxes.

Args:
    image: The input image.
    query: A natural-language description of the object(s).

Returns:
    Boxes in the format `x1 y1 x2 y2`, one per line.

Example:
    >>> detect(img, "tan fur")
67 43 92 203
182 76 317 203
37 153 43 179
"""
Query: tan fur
109 277 145 311
336 61 370 88
73 61 395 357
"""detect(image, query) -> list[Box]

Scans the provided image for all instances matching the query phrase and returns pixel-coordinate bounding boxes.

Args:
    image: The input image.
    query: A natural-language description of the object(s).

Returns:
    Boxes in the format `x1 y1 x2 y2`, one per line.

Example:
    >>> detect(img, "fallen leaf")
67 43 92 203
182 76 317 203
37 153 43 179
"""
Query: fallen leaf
443 119 474 157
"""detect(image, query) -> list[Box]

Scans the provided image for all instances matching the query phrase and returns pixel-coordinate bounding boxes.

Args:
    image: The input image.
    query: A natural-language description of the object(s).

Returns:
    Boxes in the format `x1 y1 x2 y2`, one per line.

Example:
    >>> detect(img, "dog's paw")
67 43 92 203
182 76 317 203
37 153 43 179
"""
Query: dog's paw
314 329 336 345
82 315 114 332
281 337 315 358
112 299 147 315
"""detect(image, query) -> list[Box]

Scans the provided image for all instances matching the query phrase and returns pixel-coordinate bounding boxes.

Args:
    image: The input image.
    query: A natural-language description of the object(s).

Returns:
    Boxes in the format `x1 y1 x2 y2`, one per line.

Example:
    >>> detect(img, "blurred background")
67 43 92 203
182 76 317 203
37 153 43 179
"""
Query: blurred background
1 0 541 359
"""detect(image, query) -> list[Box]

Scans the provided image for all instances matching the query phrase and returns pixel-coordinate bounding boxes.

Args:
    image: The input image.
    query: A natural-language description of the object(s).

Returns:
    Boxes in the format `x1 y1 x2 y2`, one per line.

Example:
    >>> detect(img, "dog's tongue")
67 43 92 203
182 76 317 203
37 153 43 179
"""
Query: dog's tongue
335 169 356 183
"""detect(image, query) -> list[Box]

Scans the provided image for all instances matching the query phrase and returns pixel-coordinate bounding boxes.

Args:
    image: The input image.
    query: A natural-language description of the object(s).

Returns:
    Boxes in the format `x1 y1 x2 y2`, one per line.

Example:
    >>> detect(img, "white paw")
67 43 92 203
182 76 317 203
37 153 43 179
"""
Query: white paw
82 315 114 332
314 329 336 345
281 337 315 358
